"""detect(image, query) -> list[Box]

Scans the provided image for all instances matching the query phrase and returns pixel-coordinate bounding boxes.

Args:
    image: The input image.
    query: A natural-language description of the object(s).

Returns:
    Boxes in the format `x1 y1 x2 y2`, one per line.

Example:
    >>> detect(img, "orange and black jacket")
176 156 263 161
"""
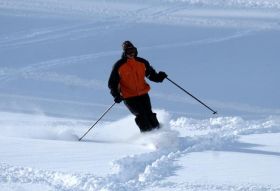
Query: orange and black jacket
108 53 163 99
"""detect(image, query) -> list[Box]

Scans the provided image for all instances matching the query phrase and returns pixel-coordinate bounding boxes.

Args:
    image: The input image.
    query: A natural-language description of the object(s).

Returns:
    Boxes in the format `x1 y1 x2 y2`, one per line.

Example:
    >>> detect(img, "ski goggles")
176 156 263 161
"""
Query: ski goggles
125 47 136 55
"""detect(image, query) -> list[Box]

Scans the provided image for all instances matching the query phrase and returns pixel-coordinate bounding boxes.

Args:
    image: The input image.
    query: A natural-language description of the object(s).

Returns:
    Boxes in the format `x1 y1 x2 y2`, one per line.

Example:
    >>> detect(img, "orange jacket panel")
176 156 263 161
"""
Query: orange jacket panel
118 58 150 98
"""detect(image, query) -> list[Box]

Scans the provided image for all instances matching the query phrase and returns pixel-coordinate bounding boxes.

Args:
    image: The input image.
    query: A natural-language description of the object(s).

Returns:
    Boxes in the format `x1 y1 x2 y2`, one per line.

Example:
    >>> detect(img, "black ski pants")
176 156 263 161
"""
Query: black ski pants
124 94 159 132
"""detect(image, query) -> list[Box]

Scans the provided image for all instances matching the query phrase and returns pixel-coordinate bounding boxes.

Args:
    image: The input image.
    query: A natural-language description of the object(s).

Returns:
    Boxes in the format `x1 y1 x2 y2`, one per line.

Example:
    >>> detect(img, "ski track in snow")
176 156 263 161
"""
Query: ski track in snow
0 29 259 85
0 0 280 29
0 50 118 86
1 0 279 87
0 21 126 50
1 116 280 190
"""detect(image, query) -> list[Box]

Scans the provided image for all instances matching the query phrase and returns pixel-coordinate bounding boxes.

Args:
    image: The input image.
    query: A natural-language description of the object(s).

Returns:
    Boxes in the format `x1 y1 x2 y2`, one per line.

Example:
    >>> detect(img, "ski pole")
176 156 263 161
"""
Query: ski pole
166 77 217 115
79 102 116 141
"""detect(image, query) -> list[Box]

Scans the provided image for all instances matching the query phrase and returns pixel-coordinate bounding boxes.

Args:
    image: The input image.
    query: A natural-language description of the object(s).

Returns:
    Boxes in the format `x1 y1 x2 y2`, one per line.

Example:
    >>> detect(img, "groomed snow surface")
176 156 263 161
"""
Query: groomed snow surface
1 0 280 191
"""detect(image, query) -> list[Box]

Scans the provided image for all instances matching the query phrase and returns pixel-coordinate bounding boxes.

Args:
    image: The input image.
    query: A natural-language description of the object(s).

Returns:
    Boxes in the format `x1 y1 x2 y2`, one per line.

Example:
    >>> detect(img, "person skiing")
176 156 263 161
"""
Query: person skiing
108 41 167 132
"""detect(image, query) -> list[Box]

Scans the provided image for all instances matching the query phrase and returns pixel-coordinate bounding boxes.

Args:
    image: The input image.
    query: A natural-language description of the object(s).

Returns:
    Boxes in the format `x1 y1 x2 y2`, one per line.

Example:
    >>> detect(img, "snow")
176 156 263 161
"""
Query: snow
1 112 280 190
1 0 280 190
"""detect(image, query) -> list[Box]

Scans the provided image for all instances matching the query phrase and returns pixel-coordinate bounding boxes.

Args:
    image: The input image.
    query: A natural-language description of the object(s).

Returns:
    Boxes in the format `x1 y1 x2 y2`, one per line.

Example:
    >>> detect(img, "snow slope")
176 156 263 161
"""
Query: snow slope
1 112 280 190
0 0 280 191
1 0 280 119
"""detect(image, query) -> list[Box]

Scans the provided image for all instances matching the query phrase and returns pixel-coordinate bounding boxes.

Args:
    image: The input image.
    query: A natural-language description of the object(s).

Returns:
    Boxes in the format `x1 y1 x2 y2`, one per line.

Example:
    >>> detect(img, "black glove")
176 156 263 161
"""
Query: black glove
114 95 123 103
158 71 168 82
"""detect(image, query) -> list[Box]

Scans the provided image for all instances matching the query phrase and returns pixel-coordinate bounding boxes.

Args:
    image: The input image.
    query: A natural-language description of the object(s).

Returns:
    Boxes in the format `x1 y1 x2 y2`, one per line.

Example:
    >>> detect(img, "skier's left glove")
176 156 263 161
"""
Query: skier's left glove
158 71 168 82
114 94 123 103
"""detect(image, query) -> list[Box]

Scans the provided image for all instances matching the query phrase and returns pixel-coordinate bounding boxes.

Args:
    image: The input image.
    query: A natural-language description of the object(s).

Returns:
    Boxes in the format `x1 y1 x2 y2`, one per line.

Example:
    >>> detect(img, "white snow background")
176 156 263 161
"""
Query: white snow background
0 0 280 190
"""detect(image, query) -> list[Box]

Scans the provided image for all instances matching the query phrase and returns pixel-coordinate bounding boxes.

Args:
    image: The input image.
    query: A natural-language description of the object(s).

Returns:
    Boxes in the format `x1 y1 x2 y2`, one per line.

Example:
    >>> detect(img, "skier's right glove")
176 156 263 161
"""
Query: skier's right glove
158 71 168 82
114 95 123 103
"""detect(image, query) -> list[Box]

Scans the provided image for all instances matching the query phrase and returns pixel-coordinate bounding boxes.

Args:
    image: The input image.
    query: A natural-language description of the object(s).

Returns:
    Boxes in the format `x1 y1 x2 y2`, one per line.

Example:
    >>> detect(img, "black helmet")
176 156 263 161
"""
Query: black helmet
122 40 135 51
122 40 138 57
122 40 137 57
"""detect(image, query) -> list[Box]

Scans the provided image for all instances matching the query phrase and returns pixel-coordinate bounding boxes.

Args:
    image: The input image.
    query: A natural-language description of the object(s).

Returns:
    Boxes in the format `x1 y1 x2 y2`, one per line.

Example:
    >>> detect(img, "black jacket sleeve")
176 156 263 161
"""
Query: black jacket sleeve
137 57 163 83
108 61 122 98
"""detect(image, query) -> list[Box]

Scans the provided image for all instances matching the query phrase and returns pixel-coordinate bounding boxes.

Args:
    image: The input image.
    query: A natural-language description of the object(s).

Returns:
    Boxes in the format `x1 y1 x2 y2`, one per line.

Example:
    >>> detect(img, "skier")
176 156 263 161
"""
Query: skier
108 41 167 132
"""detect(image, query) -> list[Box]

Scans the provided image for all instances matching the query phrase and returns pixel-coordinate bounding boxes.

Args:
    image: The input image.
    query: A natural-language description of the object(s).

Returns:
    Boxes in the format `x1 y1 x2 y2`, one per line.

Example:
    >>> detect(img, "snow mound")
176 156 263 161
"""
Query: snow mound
87 109 172 143
1 113 280 190
1 163 279 191
0 112 82 141
130 127 180 150
0 163 101 191
170 115 280 136
2 161 278 191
